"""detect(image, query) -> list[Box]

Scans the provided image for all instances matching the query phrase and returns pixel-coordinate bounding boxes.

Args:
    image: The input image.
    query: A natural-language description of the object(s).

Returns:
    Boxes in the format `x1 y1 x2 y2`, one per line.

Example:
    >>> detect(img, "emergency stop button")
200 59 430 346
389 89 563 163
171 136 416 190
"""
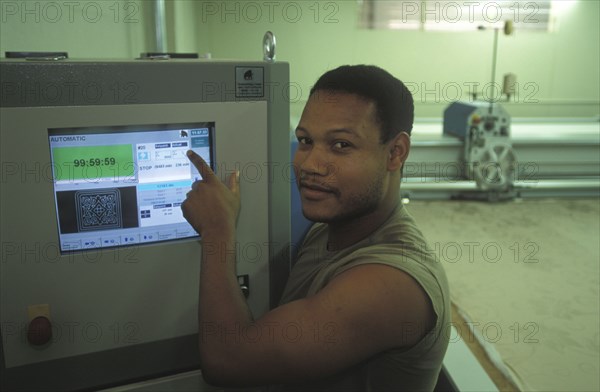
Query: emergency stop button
27 304 52 346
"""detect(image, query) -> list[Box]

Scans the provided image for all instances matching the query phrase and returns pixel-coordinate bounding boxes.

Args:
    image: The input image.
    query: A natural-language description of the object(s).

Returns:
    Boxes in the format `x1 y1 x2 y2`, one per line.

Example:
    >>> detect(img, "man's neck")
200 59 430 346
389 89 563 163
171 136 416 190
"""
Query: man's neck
326 194 400 251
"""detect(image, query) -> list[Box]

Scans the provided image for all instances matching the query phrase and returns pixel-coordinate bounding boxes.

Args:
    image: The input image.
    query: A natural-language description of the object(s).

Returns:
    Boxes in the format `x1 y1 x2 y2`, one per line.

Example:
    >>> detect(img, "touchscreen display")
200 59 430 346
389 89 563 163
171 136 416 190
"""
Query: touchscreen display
48 123 214 252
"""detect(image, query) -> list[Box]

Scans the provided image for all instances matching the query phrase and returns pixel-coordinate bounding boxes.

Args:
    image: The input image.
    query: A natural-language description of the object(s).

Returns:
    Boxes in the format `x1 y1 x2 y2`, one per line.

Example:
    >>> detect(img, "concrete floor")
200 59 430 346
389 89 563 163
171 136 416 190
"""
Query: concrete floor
406 197 600 392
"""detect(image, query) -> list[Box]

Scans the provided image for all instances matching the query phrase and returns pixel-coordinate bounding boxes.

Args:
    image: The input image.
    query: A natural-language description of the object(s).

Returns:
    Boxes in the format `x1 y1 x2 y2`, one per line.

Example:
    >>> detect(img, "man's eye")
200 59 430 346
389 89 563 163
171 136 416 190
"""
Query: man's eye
298 136 311 145
333 141 350 149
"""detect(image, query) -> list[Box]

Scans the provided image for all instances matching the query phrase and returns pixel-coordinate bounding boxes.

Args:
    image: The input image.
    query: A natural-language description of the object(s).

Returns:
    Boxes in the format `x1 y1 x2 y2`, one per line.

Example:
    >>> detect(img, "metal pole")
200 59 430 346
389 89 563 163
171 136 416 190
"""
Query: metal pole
489 28 499 114
155 0 167 53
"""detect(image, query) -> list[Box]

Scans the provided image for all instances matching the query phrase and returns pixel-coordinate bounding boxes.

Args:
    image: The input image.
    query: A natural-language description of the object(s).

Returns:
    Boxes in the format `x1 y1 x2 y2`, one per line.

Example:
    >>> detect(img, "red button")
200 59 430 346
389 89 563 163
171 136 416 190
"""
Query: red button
27 316 52 346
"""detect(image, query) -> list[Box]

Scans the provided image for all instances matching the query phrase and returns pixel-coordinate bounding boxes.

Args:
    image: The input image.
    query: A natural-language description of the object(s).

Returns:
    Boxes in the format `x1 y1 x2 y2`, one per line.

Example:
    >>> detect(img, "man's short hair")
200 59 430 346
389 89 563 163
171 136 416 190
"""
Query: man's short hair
309 65 414 143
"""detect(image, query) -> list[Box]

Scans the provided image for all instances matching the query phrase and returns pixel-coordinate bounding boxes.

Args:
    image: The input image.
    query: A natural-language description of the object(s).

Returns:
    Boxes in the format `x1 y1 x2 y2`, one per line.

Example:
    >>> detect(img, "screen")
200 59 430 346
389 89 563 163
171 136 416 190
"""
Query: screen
48 123 214 252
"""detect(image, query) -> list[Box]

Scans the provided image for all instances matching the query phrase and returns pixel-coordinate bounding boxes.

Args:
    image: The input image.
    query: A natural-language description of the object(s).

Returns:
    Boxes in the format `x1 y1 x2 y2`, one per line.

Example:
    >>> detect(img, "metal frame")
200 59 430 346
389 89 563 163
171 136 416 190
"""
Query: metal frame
0 59 291 391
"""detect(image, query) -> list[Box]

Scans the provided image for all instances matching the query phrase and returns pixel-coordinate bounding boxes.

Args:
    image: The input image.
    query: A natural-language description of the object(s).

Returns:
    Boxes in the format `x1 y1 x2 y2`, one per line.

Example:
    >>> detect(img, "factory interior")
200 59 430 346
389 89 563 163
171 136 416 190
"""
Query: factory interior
1 1 599 391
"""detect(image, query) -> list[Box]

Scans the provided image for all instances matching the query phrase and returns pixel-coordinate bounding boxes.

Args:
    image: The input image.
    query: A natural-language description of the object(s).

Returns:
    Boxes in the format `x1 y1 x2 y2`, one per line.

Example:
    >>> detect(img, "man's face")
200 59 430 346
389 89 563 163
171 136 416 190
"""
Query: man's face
294 91 391 223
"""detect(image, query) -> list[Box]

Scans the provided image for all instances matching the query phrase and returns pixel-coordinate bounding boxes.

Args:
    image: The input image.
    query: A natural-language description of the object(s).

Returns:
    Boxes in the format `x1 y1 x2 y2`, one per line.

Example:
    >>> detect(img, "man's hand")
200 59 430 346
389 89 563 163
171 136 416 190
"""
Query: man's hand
181 150 240 238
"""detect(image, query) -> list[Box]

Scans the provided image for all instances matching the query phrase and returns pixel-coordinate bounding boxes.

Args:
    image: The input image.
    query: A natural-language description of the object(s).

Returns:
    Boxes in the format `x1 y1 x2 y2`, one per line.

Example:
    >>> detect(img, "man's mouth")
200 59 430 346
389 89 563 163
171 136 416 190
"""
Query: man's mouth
299 181 338 200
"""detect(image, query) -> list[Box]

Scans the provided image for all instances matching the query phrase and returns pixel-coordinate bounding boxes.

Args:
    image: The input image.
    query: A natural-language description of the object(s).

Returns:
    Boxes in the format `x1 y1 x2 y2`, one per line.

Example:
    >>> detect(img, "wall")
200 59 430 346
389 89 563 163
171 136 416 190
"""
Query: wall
190 0 600 119
0 0 151 58
1 0 598 119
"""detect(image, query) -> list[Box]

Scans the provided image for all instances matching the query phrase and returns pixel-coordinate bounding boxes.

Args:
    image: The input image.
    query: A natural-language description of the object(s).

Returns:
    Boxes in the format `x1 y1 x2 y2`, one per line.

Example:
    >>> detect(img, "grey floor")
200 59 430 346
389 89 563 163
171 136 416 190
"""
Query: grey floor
407 197 600 392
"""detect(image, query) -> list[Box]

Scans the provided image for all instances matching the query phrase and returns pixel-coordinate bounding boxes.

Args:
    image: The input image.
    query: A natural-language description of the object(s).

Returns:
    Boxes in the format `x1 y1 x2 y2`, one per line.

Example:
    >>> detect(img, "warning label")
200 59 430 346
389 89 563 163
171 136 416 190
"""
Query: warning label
235 67 264 98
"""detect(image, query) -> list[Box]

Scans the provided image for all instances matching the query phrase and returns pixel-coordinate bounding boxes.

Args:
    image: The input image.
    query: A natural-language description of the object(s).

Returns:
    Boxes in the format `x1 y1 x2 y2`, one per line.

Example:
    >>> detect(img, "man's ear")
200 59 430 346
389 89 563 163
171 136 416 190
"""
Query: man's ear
387 132 410 172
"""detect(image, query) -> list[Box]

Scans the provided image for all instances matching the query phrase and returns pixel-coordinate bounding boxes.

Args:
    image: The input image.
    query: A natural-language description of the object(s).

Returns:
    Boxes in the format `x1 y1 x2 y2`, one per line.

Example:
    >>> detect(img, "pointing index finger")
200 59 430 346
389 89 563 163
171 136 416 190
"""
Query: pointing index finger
187 150 215 182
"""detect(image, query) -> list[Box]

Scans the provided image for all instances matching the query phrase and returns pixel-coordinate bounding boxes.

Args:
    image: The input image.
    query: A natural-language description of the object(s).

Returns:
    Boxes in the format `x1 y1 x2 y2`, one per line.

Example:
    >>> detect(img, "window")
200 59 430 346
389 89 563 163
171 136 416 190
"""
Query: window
358 0 553 32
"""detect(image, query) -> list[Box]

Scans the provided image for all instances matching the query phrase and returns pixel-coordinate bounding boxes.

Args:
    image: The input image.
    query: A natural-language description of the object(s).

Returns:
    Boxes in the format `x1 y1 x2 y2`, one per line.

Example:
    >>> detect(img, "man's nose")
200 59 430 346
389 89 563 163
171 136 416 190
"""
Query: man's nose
297 147 334 177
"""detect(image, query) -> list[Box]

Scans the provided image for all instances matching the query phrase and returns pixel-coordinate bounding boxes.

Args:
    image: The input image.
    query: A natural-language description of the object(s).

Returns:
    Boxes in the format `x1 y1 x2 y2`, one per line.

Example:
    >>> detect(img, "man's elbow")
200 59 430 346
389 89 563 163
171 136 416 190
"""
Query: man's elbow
200 355 231 386
199 347 227 386
200 366 228 387
200 364 259 388
199 346 250 387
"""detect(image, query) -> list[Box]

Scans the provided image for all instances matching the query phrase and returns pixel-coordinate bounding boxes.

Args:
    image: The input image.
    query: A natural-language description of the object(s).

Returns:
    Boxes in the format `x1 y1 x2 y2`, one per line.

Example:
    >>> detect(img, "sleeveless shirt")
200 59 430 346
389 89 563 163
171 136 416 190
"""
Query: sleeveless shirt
277 203 450 391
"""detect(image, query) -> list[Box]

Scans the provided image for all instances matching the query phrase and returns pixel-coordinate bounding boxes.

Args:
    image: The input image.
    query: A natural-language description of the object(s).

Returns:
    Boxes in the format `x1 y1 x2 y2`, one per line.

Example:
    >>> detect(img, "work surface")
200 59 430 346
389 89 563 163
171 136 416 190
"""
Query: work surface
408 198 600 391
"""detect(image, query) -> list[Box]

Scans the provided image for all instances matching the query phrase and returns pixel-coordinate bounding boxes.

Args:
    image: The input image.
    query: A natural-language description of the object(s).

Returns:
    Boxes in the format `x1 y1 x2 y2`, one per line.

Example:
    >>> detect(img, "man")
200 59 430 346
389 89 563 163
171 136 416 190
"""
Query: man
182 65 450 391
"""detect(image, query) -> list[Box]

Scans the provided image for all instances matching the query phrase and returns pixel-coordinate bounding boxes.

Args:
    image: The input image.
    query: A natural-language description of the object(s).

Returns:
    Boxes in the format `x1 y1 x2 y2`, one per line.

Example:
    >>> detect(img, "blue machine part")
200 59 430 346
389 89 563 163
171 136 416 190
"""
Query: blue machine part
443 101 511 140
443 101 480 139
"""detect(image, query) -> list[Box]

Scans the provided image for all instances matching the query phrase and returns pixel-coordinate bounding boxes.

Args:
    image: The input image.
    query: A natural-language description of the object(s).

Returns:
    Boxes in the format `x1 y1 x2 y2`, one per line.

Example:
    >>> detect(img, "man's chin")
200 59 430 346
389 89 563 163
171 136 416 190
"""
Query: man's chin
301 207 336 223
301 199 380 226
